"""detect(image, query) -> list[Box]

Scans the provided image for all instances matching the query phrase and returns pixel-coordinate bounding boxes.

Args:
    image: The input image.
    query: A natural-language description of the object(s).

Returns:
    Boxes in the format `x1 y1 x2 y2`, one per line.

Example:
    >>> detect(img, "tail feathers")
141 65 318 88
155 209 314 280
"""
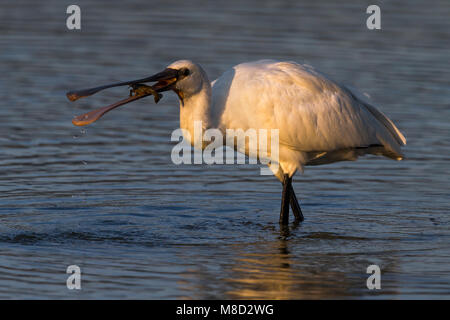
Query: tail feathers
361 101 406 146
344 86 406 147
305 144 403 166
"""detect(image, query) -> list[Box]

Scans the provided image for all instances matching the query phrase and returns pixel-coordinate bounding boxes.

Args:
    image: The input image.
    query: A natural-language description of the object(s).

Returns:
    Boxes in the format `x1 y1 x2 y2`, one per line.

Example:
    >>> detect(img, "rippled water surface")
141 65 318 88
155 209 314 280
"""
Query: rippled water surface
0 0 449 299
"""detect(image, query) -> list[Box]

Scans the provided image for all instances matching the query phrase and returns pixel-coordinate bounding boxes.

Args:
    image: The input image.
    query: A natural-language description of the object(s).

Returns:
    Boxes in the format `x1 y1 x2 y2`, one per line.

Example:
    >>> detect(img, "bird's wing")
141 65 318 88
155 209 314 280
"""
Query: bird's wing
213 60 405 160
343 85 406 146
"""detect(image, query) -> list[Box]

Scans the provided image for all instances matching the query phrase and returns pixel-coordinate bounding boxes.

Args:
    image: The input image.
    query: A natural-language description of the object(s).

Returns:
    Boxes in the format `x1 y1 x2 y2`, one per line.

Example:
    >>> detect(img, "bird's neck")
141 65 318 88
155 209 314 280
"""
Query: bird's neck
179 83 212 146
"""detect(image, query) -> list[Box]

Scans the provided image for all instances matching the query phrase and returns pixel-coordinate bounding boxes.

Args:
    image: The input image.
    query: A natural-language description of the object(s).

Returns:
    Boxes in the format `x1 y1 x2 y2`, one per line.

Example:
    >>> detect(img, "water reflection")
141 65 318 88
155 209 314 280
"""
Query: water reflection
224 226 351 299
172 221 402 299
226 230 301 299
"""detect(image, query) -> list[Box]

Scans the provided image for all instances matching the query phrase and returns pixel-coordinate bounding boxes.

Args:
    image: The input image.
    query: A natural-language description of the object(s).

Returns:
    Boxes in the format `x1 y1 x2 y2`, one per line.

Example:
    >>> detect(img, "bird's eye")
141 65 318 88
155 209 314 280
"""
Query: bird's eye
181 68 190 77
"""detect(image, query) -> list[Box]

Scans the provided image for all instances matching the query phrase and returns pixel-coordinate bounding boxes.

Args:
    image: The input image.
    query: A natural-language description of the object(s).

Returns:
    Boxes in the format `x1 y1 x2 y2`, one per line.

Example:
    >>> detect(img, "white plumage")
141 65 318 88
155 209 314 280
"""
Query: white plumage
69 59 406 224
170 59 406 181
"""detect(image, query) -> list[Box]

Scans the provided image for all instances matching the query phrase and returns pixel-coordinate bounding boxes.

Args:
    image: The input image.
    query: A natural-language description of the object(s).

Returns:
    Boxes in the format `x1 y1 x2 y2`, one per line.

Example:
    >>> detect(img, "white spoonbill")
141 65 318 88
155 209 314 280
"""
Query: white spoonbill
67 60 406 225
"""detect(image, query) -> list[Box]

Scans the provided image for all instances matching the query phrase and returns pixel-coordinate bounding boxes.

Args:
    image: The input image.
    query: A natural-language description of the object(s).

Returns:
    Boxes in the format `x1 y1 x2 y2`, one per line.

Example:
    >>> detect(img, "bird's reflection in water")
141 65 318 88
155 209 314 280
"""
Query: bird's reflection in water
224 223 354 299
175 220 399 299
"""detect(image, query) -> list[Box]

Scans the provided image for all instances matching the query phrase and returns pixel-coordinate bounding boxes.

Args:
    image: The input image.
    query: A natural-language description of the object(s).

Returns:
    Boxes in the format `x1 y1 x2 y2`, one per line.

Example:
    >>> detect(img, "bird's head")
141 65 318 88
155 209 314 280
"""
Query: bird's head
67 60 207 126
163 60 207 100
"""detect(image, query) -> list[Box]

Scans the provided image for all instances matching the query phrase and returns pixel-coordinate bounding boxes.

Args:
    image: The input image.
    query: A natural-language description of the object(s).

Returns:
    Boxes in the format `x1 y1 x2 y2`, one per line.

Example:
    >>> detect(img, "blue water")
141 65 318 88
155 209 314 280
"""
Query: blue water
0 0 449 299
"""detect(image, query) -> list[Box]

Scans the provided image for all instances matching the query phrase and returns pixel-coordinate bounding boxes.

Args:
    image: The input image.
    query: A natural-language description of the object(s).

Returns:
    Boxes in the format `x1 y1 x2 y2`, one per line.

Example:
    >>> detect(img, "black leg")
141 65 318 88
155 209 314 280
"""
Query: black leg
289 185 304 222
279 174 291 225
